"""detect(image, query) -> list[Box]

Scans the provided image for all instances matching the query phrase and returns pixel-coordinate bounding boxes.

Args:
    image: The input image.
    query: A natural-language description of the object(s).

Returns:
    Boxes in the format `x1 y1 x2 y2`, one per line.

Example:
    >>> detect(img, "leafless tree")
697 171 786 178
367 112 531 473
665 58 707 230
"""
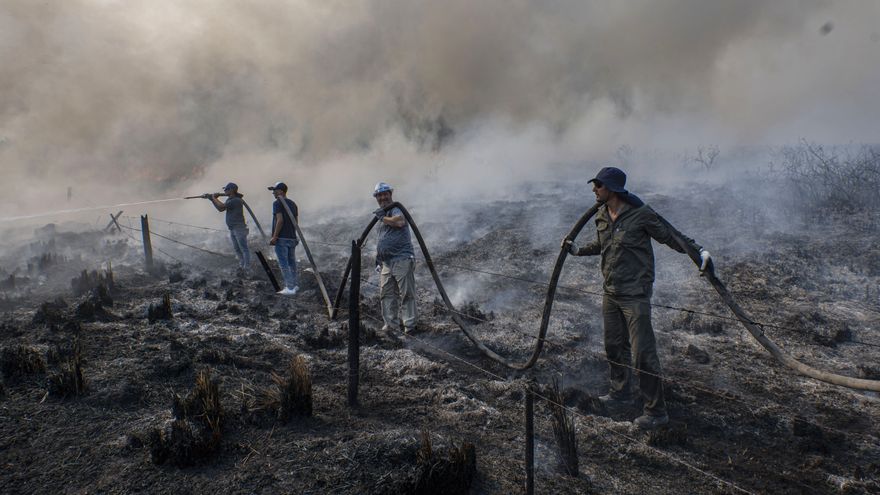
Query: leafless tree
693 145 720 172
773 141 880 217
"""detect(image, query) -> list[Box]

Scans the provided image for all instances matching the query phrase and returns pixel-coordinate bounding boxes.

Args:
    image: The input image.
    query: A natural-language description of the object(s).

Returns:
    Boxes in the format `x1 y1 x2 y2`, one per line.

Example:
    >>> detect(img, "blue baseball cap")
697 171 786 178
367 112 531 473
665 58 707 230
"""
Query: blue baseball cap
588 167 628 194
267 181 288 192
222 182 238 191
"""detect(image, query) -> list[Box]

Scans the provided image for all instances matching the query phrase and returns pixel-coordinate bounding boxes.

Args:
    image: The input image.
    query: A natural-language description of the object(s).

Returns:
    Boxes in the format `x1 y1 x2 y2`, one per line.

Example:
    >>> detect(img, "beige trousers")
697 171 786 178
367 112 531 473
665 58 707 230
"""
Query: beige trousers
379 257 417 330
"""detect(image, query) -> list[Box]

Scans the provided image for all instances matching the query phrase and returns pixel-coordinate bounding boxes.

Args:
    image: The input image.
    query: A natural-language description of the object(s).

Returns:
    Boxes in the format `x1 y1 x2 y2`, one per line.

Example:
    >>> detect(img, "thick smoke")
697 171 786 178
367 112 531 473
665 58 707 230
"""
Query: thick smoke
1 0 878 218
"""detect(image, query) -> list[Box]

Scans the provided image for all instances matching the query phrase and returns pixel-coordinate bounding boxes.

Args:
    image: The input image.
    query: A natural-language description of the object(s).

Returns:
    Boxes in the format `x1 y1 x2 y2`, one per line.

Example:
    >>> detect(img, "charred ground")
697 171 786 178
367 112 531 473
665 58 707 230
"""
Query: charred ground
1 180 879 494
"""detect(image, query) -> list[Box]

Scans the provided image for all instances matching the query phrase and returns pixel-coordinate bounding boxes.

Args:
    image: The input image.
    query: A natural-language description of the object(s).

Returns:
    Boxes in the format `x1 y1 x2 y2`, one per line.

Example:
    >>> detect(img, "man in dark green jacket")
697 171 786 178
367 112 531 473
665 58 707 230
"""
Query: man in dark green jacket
564 167 711 429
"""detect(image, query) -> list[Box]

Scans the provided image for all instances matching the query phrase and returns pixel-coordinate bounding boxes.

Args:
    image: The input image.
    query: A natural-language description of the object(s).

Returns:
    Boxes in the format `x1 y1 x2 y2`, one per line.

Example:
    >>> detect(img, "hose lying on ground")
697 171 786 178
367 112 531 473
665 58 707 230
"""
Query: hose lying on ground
332 201 880 391
663 221 880 392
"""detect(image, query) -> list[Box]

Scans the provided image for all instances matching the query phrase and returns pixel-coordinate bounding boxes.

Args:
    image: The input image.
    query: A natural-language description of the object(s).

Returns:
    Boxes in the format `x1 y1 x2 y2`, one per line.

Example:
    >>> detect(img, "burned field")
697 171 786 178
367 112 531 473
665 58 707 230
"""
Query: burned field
1 182 879 494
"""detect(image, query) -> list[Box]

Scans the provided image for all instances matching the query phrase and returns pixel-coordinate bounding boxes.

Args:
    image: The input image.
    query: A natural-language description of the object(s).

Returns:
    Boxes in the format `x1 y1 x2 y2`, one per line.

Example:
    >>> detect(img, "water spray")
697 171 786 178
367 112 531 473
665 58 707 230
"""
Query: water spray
0 198 185 224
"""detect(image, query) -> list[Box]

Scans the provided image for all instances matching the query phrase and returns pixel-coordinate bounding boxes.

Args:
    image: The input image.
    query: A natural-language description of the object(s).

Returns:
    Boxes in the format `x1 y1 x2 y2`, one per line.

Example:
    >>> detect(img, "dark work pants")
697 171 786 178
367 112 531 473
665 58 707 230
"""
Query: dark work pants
602 294 667 417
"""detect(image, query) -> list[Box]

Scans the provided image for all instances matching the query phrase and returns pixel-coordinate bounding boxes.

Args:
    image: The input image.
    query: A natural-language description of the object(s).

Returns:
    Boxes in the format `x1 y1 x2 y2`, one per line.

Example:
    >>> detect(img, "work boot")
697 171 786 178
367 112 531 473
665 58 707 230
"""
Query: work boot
633 413 669 430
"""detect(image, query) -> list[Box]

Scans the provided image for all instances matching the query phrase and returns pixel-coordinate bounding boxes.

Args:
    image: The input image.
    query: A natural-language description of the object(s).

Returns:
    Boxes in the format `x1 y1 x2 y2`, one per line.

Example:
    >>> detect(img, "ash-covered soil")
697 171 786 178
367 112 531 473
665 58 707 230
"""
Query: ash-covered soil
1 182 879 494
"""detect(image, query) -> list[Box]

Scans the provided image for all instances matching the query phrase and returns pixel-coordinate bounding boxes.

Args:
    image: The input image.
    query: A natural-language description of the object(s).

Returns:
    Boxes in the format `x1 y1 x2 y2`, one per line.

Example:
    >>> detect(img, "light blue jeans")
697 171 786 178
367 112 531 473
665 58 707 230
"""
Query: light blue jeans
274 238 298 289
229 227 251 268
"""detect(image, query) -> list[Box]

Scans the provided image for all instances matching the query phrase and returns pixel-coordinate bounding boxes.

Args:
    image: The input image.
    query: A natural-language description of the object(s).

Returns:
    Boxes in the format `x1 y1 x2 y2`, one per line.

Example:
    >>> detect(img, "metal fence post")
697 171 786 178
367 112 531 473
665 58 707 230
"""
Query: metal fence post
348 240 361 407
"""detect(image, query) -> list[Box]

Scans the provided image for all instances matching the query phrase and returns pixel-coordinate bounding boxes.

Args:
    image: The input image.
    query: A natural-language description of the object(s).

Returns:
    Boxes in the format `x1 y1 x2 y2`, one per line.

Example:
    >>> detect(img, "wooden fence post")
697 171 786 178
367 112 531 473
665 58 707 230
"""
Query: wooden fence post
105 211 123 232
347 240 361 407
140 215 153 272
525 380 535 495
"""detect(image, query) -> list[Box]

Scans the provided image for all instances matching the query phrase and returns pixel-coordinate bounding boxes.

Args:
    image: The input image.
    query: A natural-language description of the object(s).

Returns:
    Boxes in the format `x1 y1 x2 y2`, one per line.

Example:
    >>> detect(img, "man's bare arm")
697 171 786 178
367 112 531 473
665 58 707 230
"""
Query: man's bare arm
210 194 227 212
384 213 406 228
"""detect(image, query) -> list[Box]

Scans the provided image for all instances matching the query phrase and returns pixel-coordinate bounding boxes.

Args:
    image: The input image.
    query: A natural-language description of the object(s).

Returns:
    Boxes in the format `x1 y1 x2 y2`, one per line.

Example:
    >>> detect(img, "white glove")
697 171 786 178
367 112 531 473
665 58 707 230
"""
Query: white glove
699 249 712 272
375 264 381 274
561 239 576 255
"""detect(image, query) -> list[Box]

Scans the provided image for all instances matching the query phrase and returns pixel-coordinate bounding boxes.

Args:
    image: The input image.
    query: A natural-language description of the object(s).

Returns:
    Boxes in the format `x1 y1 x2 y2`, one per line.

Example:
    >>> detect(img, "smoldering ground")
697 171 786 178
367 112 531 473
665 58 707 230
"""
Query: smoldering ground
1 172 880 493
1 3 880 491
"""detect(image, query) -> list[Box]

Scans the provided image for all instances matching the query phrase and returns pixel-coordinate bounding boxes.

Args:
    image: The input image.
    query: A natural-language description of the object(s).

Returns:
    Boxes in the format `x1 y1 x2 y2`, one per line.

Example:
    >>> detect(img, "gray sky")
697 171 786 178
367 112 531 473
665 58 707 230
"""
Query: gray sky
1 0 878 217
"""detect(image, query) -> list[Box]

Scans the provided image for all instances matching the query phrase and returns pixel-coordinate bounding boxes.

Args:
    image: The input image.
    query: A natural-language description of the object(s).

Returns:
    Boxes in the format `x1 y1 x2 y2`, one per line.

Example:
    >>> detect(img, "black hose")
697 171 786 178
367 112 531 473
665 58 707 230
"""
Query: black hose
240 199 268 243
662 220 880 392
330 217 379 320
332 202 601 370
273 198 334 317
334 202 880 390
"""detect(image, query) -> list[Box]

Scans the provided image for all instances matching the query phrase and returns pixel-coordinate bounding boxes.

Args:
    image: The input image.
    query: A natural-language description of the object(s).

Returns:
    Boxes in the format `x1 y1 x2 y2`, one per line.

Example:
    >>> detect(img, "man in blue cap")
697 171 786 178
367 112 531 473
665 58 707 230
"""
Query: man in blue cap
209 182 251 272
564 167 712 430
372 181 417 333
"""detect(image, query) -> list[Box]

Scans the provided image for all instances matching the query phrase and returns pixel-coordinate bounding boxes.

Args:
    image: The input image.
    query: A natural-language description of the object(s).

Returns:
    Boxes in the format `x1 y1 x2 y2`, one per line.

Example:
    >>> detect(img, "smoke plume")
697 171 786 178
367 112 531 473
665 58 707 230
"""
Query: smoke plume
1 0 878 217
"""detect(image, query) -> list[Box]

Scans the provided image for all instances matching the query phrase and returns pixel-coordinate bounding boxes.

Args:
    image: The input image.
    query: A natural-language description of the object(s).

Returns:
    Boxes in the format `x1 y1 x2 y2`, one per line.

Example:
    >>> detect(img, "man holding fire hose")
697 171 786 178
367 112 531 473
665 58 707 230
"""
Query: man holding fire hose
372 182 418 334
268 181 300 296
208 182 251 272
564 167 712 430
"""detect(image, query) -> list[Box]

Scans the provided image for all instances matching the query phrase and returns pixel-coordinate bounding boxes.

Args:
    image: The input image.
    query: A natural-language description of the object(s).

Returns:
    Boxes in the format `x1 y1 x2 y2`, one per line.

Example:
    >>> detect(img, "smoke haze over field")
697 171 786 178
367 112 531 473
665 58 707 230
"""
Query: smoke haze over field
1 0 879 218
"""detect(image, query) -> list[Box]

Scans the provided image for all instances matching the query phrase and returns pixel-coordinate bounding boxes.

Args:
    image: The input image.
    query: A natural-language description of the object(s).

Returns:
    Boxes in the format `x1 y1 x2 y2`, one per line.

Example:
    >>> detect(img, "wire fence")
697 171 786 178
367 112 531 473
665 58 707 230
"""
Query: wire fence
37 209 876 493
355 307 763 494
358 276 872 445
106 214 880 351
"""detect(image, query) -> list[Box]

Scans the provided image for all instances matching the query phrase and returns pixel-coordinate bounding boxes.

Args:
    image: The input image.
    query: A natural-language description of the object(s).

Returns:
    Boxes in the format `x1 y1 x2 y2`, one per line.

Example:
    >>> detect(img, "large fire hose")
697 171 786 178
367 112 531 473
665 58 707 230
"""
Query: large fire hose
332 202 880 391
240 199 268 243
331 201 600 370
662 218 880 392
275 199 334 317
188 192 334 315
184 193 268 242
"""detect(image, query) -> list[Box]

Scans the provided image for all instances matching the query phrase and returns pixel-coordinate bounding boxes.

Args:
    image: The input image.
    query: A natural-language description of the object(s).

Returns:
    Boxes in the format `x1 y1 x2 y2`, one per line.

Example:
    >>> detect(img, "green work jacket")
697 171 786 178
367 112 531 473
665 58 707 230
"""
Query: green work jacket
573 203 701 297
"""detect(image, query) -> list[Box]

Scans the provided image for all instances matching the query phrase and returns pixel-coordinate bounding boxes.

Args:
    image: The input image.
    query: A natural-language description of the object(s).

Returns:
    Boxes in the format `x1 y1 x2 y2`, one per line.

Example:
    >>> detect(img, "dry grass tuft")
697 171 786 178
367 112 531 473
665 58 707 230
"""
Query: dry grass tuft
413 431 477 494
32 298 68 326
71 269 115 296
240 356 313 423
151 368 223 466
1 345 46 379
47 339 86 398
273 355 313 421
646 423 689 447
28 252 62 274
175 368 223 434
149 419 209 467
148 294 173 323
547 379 579 477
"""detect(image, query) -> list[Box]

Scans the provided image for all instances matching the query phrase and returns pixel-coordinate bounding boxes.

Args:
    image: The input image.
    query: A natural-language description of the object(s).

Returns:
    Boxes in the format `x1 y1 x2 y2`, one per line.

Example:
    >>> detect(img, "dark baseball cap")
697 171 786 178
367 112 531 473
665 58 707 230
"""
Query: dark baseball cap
267 181 288 192
222 182 238 191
